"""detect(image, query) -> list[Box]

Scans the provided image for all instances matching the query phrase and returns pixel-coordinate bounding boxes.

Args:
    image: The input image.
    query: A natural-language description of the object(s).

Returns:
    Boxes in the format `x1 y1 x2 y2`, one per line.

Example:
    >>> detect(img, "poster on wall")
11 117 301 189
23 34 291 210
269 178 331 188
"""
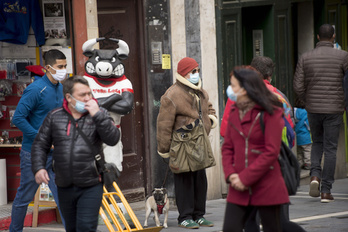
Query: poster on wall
42 0 67 39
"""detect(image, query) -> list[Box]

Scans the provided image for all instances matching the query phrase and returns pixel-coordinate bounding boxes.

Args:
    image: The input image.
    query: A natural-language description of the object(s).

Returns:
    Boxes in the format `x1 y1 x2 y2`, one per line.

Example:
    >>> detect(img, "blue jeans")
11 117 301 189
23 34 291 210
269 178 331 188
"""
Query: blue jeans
57 183 103 232
9 149 65 232
307 113 343 193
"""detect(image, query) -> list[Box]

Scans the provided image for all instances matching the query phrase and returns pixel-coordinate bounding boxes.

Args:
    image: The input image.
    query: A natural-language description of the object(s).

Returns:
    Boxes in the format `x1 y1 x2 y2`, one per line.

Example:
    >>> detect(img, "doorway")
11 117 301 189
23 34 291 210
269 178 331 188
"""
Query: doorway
97 0 147 201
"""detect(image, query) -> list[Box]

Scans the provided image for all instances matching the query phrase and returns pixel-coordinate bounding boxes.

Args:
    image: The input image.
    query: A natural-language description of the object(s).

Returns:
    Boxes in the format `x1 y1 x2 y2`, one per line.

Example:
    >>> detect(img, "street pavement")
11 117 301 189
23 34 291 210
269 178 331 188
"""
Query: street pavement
3 177 348 232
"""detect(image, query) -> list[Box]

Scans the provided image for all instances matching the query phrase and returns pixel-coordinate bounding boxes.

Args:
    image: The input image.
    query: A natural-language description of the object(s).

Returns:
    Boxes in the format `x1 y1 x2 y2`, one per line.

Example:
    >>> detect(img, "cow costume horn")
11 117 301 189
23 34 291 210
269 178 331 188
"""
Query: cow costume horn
82 38 129 57
82 37 105 52
109 38 130 57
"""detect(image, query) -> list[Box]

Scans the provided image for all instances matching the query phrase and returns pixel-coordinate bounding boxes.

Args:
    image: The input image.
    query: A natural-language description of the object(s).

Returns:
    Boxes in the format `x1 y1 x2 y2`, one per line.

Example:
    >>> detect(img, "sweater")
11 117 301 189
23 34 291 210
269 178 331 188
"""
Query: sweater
12 75 63 152
0 0 45 45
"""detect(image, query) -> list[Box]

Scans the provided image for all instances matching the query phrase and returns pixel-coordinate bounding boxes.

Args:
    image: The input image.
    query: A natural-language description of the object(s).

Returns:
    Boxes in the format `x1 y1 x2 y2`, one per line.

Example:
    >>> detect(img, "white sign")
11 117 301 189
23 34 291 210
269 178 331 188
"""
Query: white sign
42 0 67 39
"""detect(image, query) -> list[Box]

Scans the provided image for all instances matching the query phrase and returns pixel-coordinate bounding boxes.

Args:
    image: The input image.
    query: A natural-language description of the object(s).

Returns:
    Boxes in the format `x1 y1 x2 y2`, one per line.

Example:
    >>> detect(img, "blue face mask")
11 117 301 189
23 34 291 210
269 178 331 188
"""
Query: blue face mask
188 73 200 84
70 95 87 113
226 86 234 101
227 86 242 102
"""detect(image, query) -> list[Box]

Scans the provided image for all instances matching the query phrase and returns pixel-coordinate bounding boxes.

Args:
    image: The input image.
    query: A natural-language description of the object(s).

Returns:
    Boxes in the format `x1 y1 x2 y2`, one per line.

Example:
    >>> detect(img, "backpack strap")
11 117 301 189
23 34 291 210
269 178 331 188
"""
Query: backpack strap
260 111 265 134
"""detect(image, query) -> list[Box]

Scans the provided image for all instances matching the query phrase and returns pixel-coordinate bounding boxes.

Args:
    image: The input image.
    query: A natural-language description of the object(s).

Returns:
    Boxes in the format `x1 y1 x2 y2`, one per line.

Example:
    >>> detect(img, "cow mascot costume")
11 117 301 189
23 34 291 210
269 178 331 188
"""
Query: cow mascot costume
82 37 134 177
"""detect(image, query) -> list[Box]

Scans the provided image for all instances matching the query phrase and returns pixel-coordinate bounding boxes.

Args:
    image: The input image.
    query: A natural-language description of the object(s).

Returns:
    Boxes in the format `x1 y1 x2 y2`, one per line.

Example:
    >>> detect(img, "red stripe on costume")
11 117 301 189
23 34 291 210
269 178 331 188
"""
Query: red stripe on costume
122 88 134 93
84 73 127 87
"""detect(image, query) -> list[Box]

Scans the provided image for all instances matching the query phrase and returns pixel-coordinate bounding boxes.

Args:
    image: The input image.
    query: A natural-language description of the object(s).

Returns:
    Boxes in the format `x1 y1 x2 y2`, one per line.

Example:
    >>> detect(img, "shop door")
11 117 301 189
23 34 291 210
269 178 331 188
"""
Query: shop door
97 0 146 201
274 5 293 103
216 8 242 123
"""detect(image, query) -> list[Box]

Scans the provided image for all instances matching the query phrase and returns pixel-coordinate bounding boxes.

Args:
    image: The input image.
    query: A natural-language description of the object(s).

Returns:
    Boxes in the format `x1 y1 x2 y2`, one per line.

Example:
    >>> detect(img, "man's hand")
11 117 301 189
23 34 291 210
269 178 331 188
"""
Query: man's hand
85 99 100 117
35 169 50 185
229 173 247 192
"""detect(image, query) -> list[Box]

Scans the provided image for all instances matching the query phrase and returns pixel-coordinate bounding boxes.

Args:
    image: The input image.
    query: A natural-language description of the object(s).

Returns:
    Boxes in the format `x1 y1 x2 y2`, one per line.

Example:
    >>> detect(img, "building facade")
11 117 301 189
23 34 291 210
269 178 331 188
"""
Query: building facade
0 0 347 202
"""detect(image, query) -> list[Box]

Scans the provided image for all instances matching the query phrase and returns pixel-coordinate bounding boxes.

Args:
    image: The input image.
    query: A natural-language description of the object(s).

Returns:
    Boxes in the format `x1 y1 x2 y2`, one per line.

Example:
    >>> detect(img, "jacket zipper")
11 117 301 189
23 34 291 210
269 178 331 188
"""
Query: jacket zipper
231 112 261 195
69 119 77 183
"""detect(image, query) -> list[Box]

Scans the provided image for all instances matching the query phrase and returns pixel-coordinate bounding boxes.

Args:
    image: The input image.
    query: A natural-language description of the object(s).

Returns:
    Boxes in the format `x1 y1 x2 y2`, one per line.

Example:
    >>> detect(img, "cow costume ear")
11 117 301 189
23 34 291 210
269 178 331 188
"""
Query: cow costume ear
118 54 128 60
83 51 94 58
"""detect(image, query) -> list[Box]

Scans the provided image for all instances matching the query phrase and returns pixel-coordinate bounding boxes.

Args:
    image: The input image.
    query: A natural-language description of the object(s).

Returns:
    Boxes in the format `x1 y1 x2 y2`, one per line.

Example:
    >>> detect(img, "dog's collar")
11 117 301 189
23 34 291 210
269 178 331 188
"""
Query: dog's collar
156 200 167 214
156 199 166 206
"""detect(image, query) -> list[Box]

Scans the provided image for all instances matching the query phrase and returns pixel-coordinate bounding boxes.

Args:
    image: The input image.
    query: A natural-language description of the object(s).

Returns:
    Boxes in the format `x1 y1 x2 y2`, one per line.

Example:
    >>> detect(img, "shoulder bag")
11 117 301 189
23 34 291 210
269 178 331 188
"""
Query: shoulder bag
168 97 216 173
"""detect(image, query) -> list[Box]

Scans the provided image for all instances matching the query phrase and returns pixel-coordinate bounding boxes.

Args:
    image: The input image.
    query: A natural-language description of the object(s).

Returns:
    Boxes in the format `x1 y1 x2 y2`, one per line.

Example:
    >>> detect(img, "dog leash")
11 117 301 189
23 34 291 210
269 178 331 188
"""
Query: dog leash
161 159 170 188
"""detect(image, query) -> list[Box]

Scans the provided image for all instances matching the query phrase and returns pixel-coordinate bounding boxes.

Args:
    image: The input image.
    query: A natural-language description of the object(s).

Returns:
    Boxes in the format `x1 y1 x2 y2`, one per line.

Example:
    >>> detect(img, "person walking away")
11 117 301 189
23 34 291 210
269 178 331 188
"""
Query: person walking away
250 56 294 133
31 76 120 232
222 67 289 232
293 24 348 203
157 57 218 229
294 98 312 170
10 49 67 232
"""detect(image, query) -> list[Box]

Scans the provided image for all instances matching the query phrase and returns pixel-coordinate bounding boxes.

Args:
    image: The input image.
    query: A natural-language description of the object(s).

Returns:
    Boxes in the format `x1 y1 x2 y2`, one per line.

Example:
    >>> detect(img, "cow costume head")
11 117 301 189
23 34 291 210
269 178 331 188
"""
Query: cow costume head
82 37 129 78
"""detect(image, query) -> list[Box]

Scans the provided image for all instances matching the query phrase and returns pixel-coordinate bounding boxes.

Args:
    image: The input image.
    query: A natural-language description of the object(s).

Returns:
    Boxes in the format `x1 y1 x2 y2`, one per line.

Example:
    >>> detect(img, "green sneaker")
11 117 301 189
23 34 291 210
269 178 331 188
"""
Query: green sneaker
179 219 199 229
195 218 214 227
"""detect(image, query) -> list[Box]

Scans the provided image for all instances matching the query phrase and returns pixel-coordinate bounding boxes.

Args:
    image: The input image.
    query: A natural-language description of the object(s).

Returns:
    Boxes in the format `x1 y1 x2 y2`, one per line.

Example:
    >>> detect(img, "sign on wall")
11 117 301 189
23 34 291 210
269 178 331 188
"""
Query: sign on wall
42 0 67 39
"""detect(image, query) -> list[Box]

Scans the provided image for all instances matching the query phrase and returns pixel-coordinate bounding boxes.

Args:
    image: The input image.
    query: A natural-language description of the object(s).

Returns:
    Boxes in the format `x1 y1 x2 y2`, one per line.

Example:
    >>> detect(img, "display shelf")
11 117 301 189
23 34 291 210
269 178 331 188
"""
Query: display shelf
0 144 21 148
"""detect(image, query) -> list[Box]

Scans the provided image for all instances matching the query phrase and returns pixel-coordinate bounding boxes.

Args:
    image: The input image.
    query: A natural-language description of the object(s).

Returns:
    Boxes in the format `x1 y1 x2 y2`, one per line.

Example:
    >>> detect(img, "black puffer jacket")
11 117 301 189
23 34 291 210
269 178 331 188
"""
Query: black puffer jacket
293 41 348 114
32 100 120 188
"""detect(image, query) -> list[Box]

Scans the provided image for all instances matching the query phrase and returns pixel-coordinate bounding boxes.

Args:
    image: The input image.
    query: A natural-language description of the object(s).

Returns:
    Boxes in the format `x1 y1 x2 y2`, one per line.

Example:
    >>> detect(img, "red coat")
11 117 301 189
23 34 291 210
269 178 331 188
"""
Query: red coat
263 79 294 129
221 104 289 206
220 98 234 137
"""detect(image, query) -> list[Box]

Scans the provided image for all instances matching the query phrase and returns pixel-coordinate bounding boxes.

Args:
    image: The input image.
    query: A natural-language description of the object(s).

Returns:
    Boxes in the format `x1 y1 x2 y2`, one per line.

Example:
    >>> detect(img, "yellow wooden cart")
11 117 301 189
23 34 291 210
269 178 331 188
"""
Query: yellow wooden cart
99 181 163 232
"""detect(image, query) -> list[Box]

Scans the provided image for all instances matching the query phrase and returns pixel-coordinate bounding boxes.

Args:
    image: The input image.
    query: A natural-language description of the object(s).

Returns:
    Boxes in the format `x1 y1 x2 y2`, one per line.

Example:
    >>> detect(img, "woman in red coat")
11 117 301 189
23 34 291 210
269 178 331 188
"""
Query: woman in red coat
222 67 289 232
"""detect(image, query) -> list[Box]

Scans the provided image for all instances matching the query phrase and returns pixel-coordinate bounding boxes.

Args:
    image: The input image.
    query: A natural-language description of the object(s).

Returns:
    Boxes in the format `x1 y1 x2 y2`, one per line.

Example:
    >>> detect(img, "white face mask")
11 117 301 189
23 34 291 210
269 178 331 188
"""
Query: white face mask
189 73 200 84
49 65 67 81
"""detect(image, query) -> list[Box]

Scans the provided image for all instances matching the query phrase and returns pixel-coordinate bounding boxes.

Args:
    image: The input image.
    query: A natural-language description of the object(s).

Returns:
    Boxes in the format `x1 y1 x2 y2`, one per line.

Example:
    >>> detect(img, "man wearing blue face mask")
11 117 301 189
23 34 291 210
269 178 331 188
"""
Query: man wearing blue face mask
157 57 218 229
10 49 67 232
32 76 120 232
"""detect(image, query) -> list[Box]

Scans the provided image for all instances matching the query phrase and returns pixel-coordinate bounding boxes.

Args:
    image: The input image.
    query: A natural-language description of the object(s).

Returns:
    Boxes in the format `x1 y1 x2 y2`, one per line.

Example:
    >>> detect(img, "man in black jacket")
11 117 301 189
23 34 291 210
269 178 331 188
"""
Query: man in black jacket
32 76 120 232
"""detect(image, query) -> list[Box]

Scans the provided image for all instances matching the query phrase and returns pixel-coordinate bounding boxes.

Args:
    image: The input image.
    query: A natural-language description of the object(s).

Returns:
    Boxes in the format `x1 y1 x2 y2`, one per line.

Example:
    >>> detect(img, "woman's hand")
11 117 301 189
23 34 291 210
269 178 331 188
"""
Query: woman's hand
229 173 247 191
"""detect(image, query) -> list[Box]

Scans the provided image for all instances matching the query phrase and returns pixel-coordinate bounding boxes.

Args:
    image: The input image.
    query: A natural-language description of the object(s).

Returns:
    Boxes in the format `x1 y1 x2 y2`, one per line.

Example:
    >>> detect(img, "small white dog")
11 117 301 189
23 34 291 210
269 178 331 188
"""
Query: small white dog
144 188 169 228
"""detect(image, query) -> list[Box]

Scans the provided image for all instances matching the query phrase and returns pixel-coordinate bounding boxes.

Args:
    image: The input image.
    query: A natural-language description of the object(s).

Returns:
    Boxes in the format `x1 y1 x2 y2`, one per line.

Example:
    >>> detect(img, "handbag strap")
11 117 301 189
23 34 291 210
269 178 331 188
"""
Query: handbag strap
66 113 106 169
198 97 202 120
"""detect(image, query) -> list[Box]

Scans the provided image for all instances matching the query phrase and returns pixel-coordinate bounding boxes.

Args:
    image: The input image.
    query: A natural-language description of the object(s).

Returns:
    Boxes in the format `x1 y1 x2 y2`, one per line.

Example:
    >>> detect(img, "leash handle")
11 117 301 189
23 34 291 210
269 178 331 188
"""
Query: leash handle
161 165 169 188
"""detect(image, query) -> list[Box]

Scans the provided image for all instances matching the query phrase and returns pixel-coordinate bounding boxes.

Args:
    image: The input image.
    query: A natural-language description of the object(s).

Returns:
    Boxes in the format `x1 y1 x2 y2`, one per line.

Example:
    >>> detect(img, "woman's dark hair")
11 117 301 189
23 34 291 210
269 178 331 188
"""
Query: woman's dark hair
63 75 90 99
230 66 282 114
